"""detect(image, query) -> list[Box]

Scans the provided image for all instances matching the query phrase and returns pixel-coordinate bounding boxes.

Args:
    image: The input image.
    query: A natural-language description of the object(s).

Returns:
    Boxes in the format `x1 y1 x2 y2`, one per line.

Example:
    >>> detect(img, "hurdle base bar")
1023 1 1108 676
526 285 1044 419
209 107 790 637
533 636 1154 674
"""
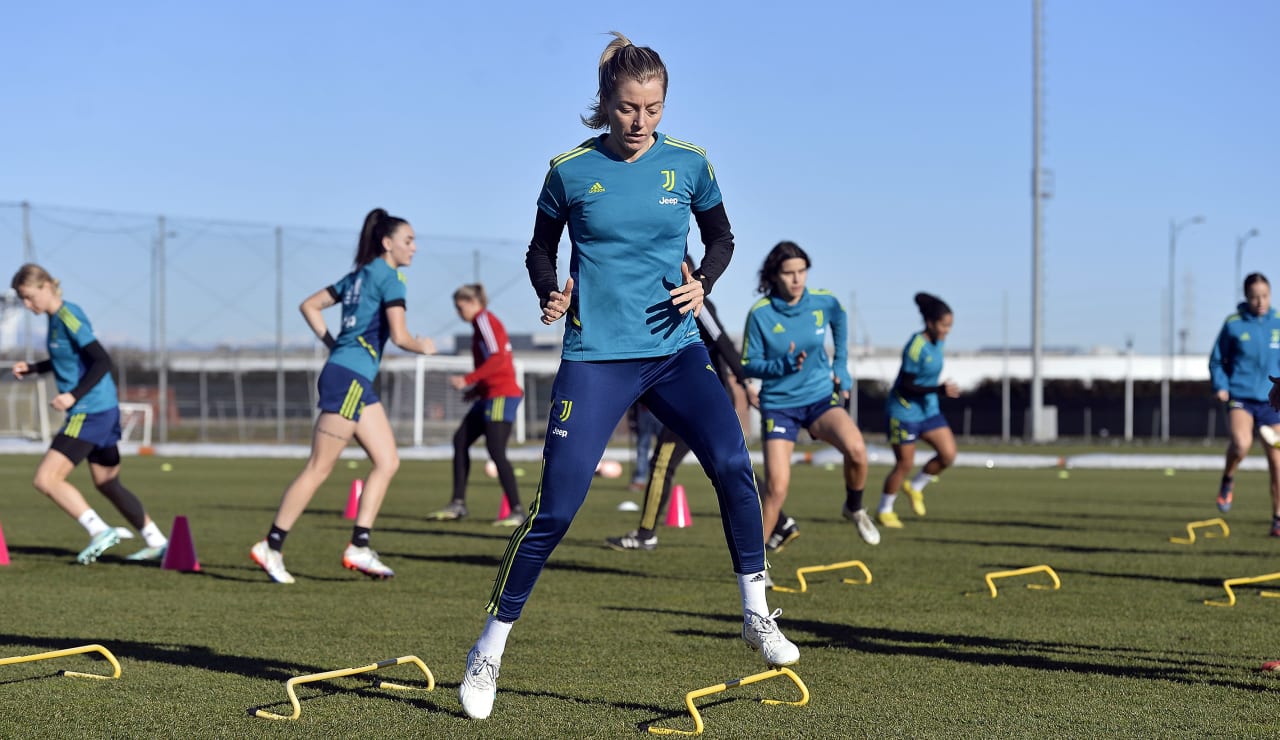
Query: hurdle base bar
770 560 872 594
967 565 1061 598
0 644 121 680
647 667 809 736
1204 572 1280 608
252 655 435 721
1169 517 1230 545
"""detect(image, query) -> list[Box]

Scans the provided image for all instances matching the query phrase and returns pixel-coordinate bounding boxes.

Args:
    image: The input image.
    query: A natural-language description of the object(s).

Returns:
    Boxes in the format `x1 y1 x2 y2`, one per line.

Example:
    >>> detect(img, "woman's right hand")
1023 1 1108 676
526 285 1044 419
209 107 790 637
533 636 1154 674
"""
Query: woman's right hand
11 361 29 380
1216 389 1230 403
787 342 806 373
417 336 437 355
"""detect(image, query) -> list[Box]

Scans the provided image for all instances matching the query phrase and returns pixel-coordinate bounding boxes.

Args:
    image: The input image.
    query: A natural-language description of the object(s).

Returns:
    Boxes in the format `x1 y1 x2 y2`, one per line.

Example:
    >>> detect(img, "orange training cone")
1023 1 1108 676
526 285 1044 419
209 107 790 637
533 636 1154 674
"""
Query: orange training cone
344 479 364 520
160 515 201 572
665 484 692 528
497 494 511 520
0 520 9 565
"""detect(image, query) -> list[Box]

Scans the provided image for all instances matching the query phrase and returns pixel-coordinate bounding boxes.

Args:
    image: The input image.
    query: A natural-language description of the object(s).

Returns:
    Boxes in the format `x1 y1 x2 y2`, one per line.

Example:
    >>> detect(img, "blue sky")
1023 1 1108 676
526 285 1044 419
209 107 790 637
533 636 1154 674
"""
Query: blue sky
2 1 1276 354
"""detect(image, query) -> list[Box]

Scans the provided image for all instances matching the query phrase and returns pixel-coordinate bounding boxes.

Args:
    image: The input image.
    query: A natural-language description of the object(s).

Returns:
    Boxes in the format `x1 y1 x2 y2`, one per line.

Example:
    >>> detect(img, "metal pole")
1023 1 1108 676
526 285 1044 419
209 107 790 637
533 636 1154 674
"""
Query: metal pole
1124 337 1134 441
1235 228 1260 302
1164 215 1204 442
21 201 34 362
275 226 285 443
1030 0 1046 441
157 216 168 444
1002 291 1010 441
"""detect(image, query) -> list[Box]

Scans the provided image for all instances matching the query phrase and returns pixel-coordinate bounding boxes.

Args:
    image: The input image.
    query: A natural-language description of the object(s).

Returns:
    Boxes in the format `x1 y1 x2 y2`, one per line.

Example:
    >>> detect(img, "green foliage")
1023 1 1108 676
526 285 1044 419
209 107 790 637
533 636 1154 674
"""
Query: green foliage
1 454 1278 738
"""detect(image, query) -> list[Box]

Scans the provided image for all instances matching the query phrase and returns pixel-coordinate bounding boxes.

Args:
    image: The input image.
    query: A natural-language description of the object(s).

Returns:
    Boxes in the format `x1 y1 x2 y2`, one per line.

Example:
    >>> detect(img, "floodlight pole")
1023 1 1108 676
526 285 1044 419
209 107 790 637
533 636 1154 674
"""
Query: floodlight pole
1029 0 1048 440
1234 228 1260 302
1162 215 1204 442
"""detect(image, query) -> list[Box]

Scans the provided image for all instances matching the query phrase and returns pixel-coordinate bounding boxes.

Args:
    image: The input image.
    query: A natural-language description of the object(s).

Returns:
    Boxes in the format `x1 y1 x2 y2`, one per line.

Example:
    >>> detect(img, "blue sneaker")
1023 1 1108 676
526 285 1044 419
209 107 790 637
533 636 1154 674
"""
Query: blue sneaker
77 528 122 564
1217 483 1233 514
124 545 168 562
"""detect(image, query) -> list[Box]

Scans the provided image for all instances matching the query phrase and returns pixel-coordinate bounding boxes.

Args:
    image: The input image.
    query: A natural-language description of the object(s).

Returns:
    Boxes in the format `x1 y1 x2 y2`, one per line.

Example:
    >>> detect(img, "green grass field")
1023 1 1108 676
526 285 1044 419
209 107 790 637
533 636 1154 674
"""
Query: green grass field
1 452 1278 738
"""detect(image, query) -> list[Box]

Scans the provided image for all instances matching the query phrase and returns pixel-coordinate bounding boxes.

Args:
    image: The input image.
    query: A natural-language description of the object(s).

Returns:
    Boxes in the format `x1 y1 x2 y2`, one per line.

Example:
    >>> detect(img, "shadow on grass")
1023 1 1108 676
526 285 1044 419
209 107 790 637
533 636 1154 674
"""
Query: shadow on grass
606 607 1271 694
1049 566 1227 588
910 536 1173 556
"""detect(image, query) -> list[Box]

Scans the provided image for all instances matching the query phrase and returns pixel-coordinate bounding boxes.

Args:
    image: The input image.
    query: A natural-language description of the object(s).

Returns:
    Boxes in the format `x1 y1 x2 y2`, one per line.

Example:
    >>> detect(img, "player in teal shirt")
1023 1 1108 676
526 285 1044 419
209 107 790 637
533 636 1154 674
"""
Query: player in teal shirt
876 293 960 529
251 208 436 584
459 33 797 722
741 241 878 554
1209 272 1280 535
10 263 170 564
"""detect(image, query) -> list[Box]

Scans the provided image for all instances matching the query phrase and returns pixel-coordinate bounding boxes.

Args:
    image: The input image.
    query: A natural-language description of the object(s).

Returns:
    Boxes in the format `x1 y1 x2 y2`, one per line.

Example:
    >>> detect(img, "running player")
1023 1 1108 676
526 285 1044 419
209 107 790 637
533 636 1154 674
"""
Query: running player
428 283 525 526
876 293 960 528
250 208 435 583
458 32 798 721
10 263 169 563
605 291 799 552
1210 272 1280 536
741 241 879 548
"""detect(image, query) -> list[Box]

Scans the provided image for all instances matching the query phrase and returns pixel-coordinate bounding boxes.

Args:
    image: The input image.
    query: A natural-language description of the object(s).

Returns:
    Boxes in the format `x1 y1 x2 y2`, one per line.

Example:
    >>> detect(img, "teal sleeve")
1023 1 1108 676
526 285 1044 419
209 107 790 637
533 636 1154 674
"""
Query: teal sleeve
536 167 567 220
1208 323 1230 392
740 311 796 379
829 297 852 390
690 156 723 212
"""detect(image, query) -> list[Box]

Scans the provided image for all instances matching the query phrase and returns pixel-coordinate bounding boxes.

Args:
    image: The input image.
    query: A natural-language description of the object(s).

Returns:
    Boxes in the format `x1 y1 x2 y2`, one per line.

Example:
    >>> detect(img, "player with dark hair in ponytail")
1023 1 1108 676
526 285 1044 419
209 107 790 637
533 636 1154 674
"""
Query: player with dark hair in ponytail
876 292 959 528
250 208 436 583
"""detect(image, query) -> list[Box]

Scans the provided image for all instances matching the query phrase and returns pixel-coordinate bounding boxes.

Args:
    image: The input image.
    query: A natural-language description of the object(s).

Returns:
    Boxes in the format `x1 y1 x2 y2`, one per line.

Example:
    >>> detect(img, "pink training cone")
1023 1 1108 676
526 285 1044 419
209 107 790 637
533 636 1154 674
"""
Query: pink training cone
497 494 511 520
344 479 364 520
160 515 201 572
665 484 692 528
0 519 9 565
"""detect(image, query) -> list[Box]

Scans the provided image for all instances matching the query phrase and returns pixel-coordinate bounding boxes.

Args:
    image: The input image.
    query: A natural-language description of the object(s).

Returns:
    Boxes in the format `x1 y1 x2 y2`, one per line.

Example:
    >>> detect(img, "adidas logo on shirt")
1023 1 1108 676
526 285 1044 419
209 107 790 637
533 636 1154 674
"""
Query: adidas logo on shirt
588 182 606 194
772 323 785 333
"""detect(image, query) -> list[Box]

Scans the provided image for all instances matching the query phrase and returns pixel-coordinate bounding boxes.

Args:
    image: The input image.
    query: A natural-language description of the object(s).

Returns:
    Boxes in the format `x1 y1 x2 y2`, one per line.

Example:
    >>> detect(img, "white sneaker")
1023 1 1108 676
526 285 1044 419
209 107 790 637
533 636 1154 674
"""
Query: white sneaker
342 544 395 579
843 505 881 545
1261 425 1280 448
742 608 799 667
250 540 295 584
459 646 501 719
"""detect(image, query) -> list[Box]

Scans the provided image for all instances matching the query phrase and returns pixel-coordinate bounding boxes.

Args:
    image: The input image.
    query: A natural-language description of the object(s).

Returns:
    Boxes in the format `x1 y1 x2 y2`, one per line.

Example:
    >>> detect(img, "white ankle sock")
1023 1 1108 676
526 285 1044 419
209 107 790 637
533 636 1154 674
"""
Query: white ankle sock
738 571 770 616
878 492 897 514
474 616 514 658
911 472 932 491
140 521 167 548
77 510 109 537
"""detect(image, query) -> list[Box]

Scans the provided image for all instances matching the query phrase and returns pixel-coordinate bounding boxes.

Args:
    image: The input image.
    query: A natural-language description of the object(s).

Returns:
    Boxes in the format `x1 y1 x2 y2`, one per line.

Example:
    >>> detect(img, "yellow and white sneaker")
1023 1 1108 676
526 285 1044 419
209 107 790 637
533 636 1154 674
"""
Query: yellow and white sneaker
877 511 904 529
903 481 927 517
250 540 295 584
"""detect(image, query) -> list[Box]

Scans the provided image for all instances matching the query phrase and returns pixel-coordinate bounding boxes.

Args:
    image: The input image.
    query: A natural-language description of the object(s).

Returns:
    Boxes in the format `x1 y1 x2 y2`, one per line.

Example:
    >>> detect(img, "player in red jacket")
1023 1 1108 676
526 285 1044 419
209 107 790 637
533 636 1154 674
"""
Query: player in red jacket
429 284 526 525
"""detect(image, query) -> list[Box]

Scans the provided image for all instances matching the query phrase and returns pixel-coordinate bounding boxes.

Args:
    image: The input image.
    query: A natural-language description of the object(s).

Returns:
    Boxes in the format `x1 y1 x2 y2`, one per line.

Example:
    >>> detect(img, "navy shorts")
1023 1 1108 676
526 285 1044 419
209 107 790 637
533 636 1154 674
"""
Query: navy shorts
761 394 841 442
473 396 521 424
317 364 379 421
1228 398 1280 427
887 414 950 445
52 408 122 466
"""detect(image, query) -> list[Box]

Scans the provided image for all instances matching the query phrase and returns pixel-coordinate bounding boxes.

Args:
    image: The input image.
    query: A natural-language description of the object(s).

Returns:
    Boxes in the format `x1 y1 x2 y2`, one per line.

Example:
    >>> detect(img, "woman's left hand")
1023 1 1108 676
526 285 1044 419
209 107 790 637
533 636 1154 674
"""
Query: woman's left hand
449 375 468 391
670 262 704 317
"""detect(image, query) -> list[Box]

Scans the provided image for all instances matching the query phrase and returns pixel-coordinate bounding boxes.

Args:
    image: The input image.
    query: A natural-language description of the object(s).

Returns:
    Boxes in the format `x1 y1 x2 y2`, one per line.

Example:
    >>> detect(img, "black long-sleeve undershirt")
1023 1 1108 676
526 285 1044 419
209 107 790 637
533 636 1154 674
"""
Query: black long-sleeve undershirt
897 372 944 399
69 341 112 400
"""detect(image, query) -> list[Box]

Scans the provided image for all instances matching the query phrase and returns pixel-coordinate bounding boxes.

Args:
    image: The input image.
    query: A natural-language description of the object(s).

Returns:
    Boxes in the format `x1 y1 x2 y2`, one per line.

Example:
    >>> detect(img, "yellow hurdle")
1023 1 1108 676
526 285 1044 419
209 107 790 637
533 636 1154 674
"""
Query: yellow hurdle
1204 572 1280 608
252 655 435 721
971 565 1061 598
0 644 121 680
1169 517 1230 545
647 667 809 736
770 560 872 594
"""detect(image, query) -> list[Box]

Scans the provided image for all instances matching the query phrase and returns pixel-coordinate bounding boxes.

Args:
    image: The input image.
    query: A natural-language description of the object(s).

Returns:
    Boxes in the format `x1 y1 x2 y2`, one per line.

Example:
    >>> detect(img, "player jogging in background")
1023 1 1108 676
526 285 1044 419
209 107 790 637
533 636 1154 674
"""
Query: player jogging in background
742 241 878 553
428 283 526 526
1210 272 1280 536
605 287 799 552
876 292 960 528
458 32 798 722
250 208 436 583
10 263 169 563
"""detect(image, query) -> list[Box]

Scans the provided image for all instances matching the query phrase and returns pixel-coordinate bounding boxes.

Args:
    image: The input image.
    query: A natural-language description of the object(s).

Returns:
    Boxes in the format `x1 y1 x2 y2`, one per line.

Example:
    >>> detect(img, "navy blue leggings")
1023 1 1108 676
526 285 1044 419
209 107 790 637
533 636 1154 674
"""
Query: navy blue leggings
486 344 764 621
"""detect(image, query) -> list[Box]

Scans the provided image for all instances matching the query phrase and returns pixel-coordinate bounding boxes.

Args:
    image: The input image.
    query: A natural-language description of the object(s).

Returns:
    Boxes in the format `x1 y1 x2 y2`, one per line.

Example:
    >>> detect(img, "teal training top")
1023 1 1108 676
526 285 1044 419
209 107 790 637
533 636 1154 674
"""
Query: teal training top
537 132 722 360
1209 303 1280 402
326 258 408 381
47 301 117 415
741 288 851 409
888 332 945 422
